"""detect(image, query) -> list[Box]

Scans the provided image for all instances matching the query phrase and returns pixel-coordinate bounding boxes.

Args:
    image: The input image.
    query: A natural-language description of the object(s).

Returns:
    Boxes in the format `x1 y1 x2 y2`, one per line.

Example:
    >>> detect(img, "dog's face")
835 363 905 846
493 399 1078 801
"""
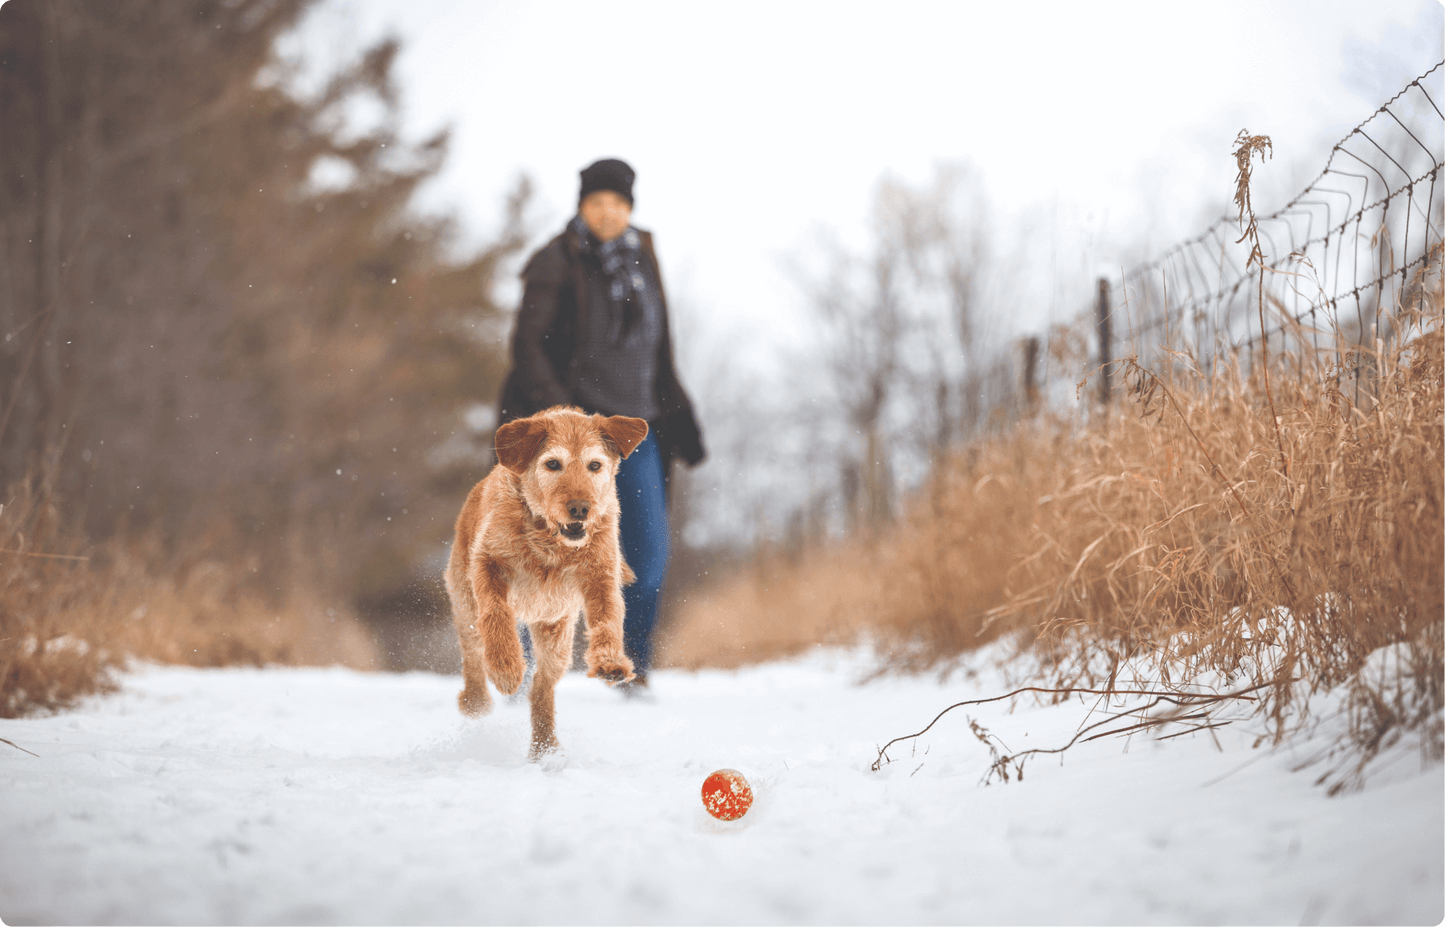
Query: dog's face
494 408 649 547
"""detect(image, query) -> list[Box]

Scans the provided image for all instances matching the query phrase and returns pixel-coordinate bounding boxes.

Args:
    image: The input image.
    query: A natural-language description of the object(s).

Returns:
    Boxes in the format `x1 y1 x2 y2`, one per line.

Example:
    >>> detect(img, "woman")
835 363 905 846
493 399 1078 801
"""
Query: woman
497 158 705 691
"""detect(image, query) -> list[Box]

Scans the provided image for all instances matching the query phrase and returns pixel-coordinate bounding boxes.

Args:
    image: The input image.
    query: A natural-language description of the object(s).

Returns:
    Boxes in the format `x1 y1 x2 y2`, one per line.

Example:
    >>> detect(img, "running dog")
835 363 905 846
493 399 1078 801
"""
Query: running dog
445 406 647 760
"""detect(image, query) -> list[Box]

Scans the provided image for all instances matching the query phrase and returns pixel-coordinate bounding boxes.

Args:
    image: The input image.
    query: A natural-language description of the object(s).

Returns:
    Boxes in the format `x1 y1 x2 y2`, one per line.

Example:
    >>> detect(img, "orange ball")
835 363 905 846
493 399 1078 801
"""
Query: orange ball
701 768 754 821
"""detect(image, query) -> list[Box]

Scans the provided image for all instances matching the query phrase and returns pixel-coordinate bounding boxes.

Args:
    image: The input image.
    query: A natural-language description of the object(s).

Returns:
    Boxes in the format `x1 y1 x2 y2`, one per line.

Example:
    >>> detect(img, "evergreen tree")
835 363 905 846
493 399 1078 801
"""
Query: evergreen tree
0 0 525 604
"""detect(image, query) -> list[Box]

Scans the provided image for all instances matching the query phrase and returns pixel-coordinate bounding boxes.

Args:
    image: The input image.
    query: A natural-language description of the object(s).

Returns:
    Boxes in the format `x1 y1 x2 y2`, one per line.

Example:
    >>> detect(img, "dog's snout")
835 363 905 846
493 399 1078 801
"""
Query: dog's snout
567 499 590 521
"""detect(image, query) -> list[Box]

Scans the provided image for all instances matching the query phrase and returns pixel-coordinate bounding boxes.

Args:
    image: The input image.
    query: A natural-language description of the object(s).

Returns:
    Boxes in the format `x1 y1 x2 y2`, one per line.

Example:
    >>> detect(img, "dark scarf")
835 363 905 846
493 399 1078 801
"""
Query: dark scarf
570 215 661 344
568 215 664 420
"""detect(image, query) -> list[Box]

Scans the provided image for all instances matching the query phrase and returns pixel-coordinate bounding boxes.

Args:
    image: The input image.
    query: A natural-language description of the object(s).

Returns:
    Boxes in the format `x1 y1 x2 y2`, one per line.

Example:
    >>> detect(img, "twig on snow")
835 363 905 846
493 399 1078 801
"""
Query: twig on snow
871 679 1281 781
1 737 39 757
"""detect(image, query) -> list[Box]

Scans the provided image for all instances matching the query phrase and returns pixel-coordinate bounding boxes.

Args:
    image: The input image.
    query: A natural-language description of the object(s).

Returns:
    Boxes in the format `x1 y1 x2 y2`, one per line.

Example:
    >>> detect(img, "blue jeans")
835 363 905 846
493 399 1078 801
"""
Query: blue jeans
615 432 669 676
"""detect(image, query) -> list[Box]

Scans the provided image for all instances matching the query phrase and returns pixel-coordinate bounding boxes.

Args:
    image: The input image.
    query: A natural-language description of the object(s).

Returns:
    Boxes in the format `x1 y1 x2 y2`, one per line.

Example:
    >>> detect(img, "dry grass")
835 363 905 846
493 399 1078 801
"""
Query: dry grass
868 425 1070 666
0 482 122 716
993 282 1441 727
957 277 1439 763
0 479 377 718
671 260 1442 782
657 428 1054 674
658 543 880 670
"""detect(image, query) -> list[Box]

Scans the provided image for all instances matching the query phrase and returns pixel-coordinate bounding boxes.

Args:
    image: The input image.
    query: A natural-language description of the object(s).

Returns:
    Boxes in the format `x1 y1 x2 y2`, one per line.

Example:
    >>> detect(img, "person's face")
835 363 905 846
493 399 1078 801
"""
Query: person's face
579 190 632 243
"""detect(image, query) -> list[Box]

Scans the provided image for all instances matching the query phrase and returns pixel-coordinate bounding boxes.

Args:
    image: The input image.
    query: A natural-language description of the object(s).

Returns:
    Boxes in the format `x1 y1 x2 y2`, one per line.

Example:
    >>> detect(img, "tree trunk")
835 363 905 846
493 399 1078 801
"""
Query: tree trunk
33 0 67 476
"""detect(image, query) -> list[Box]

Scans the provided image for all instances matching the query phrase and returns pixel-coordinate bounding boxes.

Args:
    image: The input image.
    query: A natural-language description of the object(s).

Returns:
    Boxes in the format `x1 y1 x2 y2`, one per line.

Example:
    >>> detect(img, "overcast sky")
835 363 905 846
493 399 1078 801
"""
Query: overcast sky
285 0 1443 365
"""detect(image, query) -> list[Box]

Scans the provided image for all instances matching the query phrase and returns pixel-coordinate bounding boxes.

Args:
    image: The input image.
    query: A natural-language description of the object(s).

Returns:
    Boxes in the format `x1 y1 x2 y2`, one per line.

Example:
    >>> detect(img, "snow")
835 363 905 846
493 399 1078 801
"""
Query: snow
1 645 1440 925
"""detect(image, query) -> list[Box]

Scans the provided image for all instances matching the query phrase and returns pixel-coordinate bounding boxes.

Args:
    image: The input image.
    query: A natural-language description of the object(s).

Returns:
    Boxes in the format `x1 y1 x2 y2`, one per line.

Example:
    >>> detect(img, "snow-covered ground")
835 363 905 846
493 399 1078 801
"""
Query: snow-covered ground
1 645 1440 925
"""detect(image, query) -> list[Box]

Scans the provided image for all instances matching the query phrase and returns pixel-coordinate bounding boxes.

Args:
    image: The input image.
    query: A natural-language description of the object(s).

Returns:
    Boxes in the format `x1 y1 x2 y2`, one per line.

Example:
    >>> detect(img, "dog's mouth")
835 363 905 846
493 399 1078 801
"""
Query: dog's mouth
558 521 587 542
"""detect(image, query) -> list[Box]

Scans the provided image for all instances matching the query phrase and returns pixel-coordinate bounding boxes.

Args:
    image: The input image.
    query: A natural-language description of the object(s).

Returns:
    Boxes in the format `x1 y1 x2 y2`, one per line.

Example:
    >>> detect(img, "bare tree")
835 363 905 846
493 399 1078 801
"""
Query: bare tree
799 228 904 532
787 164 997 536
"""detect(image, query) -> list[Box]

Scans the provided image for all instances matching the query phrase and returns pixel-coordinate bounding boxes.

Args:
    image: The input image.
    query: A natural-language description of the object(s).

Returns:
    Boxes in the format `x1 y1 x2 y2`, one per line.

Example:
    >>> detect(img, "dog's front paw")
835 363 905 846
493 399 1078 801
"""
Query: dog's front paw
585 650 636 686
528 736 563 765
486 644 528 695
458 686 493 718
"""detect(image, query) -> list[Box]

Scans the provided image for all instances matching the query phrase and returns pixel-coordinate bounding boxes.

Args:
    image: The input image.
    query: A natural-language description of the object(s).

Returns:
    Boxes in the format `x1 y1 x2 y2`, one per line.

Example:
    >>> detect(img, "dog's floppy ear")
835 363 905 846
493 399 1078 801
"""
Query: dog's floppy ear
495 418 548 474
599 415 649 459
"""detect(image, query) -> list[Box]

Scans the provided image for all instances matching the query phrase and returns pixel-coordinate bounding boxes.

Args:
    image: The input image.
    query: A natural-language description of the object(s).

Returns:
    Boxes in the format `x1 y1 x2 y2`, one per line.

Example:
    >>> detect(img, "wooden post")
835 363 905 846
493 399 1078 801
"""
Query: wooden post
1097 277 1112 405
1022 336 1041 412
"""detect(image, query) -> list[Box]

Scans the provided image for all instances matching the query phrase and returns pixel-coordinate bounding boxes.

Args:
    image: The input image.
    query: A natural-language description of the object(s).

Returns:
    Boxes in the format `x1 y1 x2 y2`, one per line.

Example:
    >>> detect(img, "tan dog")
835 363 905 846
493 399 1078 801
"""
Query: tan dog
444 405 648 761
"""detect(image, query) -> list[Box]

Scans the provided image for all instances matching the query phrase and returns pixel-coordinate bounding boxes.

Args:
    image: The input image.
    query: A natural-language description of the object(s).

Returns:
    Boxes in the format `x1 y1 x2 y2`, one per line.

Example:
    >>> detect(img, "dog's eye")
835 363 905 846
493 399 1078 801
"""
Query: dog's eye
588 461 602 472
545 459 562 471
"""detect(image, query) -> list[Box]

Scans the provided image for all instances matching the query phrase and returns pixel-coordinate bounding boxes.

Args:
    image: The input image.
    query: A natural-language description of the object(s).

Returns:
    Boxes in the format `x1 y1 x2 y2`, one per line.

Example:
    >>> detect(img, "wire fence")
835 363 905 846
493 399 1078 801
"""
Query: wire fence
1095 61 1444 399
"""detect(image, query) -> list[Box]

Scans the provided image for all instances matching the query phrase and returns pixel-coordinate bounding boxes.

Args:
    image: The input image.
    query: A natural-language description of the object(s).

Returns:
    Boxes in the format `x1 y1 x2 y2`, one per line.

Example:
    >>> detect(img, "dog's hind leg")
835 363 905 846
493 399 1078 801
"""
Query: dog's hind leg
526 616 576 761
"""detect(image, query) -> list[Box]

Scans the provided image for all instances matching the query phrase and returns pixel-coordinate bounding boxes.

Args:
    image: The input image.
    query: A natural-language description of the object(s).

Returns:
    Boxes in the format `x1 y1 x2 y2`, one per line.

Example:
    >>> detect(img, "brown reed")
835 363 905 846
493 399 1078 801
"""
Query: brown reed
658 542 880 670
671 252 1442 780
890 256 1442 771
0 477 377 718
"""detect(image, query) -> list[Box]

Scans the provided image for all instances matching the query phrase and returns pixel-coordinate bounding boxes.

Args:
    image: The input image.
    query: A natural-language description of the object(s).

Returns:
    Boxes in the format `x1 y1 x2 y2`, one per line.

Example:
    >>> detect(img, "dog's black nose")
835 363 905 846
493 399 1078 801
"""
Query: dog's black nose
567 499 590 521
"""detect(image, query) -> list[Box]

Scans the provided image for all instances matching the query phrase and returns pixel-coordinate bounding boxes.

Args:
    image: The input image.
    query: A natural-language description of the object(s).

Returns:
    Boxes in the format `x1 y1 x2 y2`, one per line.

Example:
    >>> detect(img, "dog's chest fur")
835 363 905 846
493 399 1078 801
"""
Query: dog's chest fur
505 560 586 627
473 476 610 628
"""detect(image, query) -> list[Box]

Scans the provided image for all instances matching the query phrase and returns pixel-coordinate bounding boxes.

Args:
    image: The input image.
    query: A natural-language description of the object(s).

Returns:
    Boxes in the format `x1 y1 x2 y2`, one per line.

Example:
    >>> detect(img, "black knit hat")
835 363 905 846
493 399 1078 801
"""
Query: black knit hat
579 158 635 206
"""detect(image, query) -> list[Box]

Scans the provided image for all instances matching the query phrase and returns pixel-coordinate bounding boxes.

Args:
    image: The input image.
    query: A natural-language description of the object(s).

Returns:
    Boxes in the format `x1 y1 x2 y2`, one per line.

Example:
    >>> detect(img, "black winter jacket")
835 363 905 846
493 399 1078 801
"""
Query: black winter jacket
497 224 705 474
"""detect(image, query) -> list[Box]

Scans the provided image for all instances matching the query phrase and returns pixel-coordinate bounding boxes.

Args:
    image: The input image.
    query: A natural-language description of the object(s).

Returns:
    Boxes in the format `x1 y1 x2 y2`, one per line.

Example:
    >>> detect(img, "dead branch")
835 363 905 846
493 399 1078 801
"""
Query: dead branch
871 679 1280 777
1 737 39 757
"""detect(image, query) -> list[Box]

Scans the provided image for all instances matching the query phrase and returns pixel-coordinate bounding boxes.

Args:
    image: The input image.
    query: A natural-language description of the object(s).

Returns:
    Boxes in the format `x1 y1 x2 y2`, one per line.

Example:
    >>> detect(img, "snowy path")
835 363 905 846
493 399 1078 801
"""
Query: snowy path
1 648 1440 925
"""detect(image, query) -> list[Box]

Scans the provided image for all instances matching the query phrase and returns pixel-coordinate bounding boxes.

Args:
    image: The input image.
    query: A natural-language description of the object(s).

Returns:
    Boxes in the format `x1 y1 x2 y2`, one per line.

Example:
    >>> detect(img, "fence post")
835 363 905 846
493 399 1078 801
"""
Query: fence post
1097 277 1112 405
1022 336 1041 412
